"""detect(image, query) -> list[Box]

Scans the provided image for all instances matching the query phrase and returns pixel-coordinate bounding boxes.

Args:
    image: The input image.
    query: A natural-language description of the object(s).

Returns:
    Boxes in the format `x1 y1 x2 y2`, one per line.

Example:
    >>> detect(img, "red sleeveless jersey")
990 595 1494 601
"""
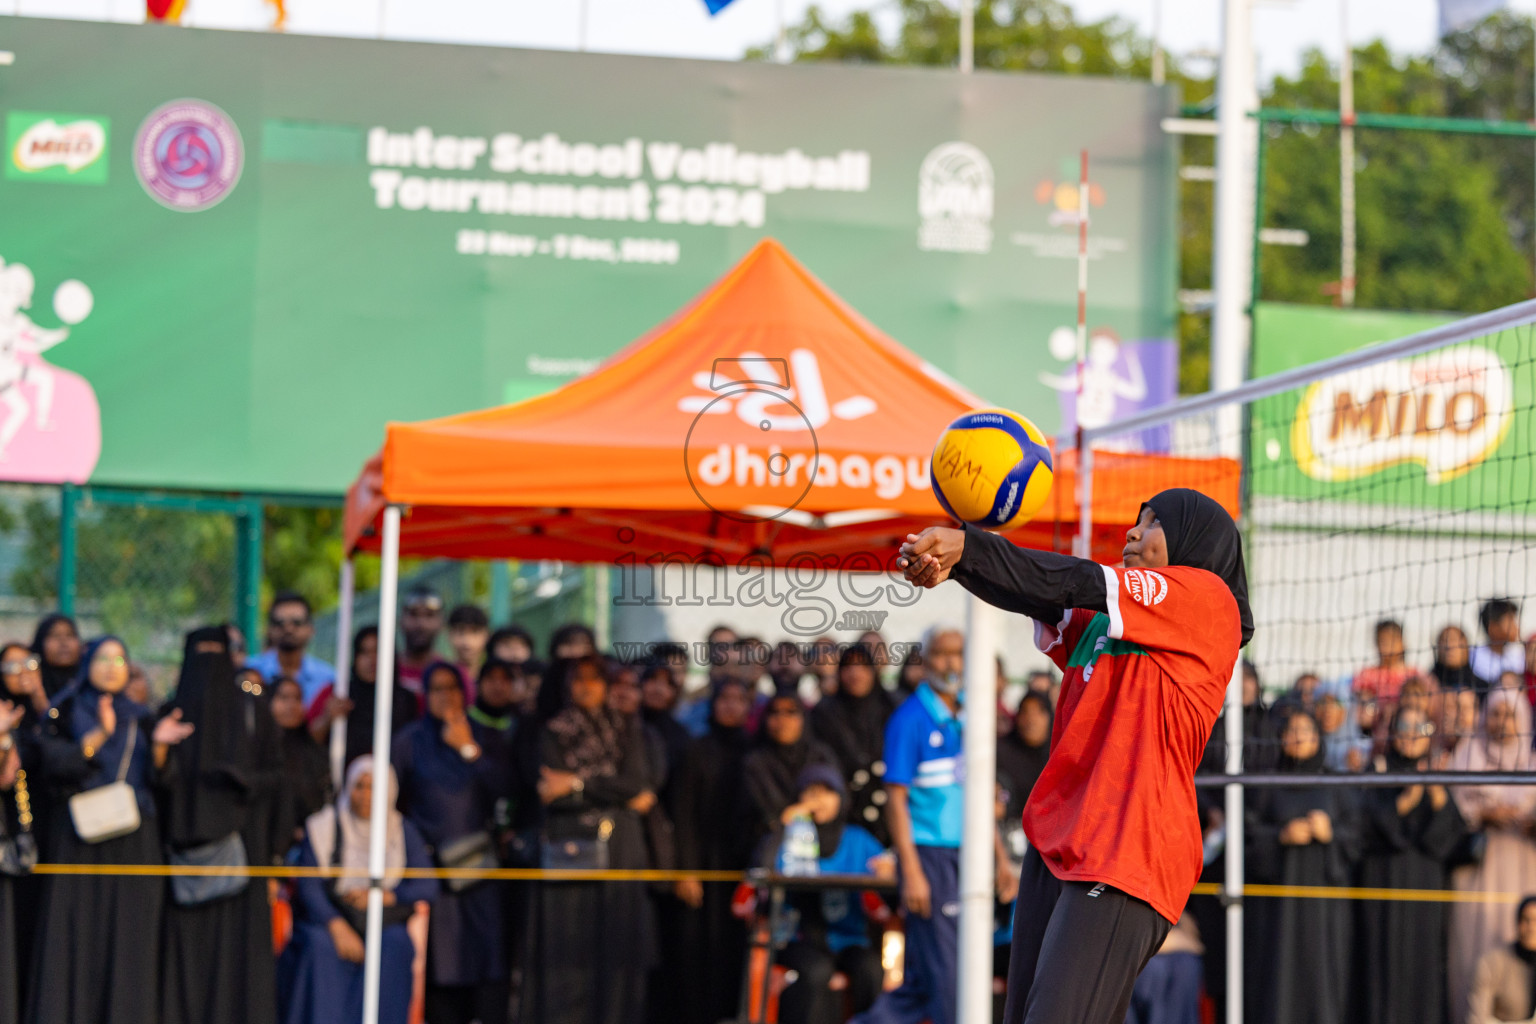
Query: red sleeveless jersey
1022 564 1240 924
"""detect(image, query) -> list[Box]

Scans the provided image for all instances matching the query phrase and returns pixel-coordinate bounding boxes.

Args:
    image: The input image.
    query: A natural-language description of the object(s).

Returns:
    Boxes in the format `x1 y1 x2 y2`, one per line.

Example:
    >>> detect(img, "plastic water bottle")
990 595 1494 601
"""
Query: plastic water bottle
782 815 820 876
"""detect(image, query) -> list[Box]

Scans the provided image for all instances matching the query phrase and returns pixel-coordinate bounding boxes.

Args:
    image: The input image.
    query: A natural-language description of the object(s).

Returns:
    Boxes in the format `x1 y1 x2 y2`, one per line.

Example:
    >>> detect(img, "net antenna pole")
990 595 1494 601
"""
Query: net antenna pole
1074 149 1092 559
330 557 355 791
958 594 1000 1024
361 505 403 1024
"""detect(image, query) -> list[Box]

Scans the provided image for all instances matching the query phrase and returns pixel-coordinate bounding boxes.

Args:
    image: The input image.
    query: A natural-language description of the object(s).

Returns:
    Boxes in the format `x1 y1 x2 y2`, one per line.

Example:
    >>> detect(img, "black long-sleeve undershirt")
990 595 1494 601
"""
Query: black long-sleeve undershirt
949 523 1108 623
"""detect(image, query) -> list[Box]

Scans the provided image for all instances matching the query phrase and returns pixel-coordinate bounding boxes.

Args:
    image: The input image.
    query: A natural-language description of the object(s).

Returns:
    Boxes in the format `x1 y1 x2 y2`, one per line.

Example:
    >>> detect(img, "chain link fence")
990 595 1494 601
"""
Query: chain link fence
0 484 256 699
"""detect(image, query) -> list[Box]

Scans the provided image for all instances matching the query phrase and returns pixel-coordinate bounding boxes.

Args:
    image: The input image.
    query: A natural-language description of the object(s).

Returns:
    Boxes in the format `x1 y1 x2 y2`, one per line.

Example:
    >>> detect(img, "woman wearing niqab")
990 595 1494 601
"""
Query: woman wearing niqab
159 626 284 1024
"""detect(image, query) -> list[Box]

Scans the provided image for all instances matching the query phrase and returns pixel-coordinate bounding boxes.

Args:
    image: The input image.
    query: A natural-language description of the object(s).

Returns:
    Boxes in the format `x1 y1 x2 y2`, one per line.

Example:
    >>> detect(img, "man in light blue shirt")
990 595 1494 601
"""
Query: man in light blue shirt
851 625 1015 1024
247 590 335 710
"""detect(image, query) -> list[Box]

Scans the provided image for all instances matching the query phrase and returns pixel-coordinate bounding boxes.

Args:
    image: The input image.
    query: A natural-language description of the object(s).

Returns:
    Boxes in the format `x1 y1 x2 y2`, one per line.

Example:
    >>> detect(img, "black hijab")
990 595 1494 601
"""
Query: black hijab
271 675 332 844
31 612 80 699
746 694 836 824
1514 896 1536 1018
707 678 751 748
475 657 521 719
162 626 265 848
1275 713 1327 775
997 692 1053 821
1382 707 1430 776
343 625 417 770
811 644 893 771
1144 488 1254 645
420 660 466 725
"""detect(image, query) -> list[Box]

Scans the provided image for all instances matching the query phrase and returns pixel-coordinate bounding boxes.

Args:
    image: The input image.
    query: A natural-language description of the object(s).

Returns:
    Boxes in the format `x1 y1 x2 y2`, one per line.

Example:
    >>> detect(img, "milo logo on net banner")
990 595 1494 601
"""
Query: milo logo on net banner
1290 345 1513 485
7 112 109 184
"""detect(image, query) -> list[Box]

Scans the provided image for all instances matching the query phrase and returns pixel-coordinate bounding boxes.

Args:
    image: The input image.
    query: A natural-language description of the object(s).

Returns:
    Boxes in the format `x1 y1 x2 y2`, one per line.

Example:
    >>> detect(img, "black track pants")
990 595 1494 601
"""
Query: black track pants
1002 847 1172 1024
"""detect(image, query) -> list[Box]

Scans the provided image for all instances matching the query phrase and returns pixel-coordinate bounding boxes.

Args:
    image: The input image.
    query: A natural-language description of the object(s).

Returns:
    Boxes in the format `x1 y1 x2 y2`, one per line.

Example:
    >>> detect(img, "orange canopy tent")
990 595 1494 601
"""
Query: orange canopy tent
334 239 1238 1020
343 238 1236 566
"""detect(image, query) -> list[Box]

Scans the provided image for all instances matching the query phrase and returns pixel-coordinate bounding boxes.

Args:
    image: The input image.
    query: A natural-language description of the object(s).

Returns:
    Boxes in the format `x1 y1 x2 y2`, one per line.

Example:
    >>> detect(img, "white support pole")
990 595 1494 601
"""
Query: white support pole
1151 0 1165 85
361 506 402 1024
1223 657 1245 1024
957 592 999 1024
330 558 355 790
959 0 974 73
1211 0 1258 458
1339 0 1356 307
1076 444 1095 560
775 0 788 63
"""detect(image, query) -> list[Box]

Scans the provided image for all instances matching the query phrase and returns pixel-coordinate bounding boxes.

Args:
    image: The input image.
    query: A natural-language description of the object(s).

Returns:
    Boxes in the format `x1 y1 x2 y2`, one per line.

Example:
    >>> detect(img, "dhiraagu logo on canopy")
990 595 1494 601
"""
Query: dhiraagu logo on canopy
1290 345 1514 485
7 112 110 184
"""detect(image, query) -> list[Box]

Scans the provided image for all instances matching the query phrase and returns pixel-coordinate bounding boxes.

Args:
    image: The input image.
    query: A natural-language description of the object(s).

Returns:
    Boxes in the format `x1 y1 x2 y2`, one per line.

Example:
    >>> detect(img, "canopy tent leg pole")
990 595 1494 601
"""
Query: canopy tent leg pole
1224 656 1244 1024
362 506 402 1024
330 557 355 790
958 591 1000 1024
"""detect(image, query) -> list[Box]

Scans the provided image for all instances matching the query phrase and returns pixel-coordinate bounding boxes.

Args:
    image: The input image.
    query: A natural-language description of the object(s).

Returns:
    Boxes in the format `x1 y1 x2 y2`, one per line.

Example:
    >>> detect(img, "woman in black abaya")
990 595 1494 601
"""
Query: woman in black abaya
270 675 332 853
996 692 1052 826
1 695 29 1024
159 627 285 1024
1 642 54 1021
525 656 656 1024
809 644 895 844
744 692 838 852
28 615 80 701
670 678 756 1024
1353 705 1465 1024
1244 709 1359 1024
309 626 418 774
27 636 195 1024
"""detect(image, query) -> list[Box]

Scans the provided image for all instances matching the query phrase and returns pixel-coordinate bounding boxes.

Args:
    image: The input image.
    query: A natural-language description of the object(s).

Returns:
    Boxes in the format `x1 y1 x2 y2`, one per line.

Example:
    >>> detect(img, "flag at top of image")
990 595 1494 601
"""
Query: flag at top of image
1439 0 1505 35
703 0 739 13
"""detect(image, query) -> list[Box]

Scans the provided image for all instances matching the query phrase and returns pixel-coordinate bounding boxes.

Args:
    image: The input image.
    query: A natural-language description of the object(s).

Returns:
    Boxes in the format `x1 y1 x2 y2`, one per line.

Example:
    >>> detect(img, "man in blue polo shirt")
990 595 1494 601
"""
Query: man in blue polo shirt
247 591 335 710
852 625 1016 1024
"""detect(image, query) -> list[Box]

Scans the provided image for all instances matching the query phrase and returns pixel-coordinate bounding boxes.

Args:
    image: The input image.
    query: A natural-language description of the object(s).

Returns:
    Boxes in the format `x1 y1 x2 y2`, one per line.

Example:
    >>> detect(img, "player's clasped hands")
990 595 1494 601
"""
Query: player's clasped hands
897 527 967 588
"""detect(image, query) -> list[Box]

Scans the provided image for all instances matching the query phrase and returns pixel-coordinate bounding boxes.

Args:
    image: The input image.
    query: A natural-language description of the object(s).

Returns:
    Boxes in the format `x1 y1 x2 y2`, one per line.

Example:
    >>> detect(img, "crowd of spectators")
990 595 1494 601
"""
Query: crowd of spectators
3 593 1536 1024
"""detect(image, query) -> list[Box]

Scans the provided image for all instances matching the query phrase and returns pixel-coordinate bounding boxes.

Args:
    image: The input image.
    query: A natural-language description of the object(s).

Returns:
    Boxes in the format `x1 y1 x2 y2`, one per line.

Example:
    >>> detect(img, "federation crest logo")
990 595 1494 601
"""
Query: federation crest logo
917 142 993 254
1124 569 1168 607
134 99 243 212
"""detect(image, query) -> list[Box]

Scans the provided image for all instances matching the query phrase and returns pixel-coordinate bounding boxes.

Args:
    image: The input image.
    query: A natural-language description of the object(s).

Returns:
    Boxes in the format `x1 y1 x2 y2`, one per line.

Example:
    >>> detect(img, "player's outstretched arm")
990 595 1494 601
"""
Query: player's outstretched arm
901 524 1107 621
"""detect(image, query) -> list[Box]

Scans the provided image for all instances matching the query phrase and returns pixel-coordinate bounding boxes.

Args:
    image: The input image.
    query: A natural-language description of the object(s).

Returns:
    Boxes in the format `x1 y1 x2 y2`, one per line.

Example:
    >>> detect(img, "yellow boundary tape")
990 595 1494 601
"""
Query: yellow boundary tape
24 864 1528 902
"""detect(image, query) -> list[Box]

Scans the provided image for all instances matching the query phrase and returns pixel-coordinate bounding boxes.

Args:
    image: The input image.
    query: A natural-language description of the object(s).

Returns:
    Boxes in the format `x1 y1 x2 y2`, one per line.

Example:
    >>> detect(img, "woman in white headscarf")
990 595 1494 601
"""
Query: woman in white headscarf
1448 689 1536 1021
277 755 437 1024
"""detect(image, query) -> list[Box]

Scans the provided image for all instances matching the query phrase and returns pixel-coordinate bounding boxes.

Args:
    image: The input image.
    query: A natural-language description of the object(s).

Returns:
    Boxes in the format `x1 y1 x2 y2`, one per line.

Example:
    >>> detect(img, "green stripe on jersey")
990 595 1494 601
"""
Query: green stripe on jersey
1065 613 1150 669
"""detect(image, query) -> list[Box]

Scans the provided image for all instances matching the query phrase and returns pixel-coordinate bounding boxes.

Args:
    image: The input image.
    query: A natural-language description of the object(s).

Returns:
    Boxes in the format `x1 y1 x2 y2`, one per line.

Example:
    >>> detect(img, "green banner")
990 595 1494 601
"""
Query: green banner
1251 302 1531 510
0 16 1177 495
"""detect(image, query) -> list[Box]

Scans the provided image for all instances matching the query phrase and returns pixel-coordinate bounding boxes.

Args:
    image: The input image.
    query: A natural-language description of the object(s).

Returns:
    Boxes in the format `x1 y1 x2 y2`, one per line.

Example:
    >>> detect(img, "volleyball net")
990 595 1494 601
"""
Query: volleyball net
1079 299 1536 777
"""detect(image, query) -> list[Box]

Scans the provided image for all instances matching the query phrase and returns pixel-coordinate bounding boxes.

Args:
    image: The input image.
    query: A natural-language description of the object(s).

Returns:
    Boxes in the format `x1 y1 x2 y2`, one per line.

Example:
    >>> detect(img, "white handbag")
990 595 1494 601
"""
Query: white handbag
69 719 142 844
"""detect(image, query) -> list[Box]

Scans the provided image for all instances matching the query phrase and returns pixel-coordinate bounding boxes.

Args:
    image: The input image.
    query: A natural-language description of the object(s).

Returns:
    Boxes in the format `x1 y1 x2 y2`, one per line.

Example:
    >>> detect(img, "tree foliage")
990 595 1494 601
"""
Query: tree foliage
761 1 1536 391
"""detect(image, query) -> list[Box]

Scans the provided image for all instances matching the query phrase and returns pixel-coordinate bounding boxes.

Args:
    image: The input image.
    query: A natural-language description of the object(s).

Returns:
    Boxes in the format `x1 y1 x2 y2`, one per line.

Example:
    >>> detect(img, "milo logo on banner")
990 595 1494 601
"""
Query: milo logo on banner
1290 345 1513 485
7 112 109 183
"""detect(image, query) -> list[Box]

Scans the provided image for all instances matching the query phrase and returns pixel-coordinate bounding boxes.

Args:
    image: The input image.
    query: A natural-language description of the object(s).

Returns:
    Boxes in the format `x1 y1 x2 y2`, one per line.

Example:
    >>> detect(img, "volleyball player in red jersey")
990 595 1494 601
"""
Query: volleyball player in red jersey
897 488 1251 1024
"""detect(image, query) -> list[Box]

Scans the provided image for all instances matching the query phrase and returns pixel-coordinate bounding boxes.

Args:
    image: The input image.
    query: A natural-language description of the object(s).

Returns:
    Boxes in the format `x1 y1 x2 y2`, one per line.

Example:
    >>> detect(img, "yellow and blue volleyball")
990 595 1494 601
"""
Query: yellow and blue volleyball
930 408 1054 530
